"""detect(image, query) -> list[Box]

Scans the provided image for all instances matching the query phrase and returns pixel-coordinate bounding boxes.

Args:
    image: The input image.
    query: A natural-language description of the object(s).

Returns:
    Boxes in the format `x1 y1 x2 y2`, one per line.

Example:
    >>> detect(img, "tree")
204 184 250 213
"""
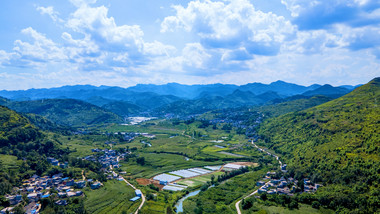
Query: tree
312 201 321 209
136 157 145 166
288 200 299 209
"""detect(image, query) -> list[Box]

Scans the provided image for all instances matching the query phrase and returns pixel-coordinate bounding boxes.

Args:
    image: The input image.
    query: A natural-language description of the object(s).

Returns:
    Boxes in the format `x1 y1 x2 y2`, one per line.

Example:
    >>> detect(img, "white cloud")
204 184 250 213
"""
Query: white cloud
36 6 63 22
13 27 66 63
69 0 97 8
161 0 295 56
66 5 144 51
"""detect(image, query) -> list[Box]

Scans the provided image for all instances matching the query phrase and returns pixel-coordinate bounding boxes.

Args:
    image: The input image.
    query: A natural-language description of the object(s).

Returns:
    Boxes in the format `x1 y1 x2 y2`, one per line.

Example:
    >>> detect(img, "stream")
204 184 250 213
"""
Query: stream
174 189 201 213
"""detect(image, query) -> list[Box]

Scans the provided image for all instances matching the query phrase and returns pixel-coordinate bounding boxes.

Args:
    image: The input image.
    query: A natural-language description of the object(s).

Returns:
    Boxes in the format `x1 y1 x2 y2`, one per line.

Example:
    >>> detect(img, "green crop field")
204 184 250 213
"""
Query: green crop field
177 171 224 187
120 152 224 178
242 203 333 214
83 180 139 214
0 154 21 169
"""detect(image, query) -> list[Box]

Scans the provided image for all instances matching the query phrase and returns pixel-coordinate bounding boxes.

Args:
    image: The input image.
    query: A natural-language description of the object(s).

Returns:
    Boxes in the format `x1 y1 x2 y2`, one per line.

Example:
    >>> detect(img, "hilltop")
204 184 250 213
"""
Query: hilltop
5 99 123 127
258 77 380 212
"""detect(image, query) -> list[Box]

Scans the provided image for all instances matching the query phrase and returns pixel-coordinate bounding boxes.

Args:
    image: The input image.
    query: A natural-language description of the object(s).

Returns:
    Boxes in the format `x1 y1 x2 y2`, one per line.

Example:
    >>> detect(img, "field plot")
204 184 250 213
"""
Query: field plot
120 153 223 178
177 171 224 187
55 134 109 157
243 203 333 214
0 155 20 169
84 180 139 214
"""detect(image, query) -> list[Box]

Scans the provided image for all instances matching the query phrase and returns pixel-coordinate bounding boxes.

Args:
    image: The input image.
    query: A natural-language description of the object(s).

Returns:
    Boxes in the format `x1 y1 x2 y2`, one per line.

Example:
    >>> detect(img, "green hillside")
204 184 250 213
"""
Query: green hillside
0 105 41 146
6 99 123 127
258 78 380 213
255 95 333 118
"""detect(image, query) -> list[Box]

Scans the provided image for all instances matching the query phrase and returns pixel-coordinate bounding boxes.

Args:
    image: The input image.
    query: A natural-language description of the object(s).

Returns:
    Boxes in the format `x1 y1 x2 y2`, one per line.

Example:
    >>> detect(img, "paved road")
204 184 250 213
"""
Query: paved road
121 177 146 214
235 141 283 214
114 156 146 214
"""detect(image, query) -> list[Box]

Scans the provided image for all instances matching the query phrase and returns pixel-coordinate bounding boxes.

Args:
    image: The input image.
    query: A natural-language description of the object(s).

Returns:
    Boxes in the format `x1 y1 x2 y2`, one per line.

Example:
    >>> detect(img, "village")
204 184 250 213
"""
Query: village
1 170 101 214
256 170 323 196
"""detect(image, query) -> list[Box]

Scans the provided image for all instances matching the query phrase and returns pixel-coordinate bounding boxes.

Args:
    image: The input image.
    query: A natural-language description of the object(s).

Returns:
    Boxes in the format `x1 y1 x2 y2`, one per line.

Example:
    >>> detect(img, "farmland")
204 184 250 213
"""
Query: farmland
83 180 139 214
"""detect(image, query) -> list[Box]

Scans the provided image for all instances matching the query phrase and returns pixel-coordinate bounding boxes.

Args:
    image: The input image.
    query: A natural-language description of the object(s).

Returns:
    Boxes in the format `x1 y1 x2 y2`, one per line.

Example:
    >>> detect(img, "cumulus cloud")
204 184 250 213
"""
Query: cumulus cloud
0 0 379 89
161 0 295 56
13 27 66 63
66 4 144 51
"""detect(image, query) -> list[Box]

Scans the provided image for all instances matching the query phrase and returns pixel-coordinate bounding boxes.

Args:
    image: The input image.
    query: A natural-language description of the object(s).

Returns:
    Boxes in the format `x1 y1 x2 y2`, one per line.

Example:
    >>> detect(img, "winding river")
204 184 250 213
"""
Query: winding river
175 189 201 213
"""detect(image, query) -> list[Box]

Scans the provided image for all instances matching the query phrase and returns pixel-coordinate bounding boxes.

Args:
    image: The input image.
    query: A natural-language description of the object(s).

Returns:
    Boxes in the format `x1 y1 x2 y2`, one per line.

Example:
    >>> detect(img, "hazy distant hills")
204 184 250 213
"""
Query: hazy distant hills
0 81 359 117
301 84 351 98
258 77 380 212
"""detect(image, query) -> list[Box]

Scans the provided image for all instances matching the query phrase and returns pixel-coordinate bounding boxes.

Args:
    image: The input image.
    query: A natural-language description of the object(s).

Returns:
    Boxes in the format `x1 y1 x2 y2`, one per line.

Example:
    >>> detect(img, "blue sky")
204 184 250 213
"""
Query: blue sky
0 0 379 90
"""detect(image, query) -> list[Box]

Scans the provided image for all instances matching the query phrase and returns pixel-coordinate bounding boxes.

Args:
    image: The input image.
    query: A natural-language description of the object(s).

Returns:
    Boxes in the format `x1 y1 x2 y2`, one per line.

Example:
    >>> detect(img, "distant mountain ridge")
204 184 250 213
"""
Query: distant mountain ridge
0 81 359 116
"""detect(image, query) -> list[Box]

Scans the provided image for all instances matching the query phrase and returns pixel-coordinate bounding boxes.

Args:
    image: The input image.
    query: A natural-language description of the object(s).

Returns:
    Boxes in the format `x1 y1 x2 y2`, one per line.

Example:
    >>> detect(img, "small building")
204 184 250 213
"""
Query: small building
26 187 34 192
66 179 75 186
75 191 83 196
27 193 38 202
281 164 287 171
130 196 141 202
58 192 67 198
75 180 86 188
55 200 68 206
135 189 142 197
41 194 50 199
67 192 76 197
52 160 59 166
91 182 101 189
256 181 265 186
60 162 69 169
258 188 267 194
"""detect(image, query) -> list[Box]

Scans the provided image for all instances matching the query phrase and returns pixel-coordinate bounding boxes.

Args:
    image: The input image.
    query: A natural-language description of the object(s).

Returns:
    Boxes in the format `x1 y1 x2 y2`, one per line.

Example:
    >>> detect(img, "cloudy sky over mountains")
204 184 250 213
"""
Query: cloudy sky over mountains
0 0 380 89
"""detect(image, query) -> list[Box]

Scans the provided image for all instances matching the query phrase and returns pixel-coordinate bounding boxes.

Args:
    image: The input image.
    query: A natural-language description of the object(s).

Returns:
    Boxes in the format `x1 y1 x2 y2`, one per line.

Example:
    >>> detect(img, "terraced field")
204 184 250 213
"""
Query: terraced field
84 180 139 214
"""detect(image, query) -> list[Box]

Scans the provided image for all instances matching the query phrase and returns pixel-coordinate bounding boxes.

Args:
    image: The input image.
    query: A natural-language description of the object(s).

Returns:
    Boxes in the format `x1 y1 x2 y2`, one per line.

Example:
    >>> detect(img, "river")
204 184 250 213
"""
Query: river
175 189 201 213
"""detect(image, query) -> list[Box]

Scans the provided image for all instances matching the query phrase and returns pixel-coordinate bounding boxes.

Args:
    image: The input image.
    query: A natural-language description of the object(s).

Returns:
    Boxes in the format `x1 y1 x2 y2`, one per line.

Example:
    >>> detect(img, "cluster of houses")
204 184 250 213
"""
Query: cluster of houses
105 132 156 142
47 157 68 169
256 171 323 196
1 173 90 214
84 148 130 169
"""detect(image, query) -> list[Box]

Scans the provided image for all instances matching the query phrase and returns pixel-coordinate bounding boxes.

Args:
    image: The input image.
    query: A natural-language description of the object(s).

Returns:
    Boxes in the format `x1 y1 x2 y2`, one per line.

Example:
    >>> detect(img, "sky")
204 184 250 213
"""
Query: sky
0 0 380 90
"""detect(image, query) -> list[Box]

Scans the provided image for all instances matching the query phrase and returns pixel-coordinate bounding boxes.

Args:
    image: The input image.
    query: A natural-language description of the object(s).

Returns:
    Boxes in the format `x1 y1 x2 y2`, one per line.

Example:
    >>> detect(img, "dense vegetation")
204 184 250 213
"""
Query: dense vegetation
258 78 380 213
183 166 267 214
5 99 123 127
0 106 70 196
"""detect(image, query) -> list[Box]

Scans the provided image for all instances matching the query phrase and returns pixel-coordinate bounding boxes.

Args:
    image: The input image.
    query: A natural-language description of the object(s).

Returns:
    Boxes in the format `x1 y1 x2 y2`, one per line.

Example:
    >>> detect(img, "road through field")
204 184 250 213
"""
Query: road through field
235 141 283 214
115 156 145 214
121 176 146 214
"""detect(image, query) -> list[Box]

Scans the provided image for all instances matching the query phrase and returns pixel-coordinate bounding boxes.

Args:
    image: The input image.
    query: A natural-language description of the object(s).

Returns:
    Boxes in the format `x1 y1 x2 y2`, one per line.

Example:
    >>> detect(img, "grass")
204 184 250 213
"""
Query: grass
83 180 139 214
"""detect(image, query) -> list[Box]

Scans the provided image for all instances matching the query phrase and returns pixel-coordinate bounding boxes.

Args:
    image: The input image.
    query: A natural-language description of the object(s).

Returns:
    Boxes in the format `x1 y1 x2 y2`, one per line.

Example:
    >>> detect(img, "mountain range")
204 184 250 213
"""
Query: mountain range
0 81 357 116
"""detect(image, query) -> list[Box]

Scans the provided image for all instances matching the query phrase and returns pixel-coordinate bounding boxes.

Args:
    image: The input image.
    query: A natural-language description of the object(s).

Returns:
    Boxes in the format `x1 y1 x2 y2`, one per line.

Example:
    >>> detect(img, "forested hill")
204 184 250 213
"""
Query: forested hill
258 77 380 213
6 99 123 127
0 105 41 147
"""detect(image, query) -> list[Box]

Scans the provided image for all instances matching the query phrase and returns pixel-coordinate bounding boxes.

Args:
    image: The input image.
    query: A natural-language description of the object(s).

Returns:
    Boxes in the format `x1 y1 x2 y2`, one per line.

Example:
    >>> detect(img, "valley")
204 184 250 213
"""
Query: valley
0 79 378 214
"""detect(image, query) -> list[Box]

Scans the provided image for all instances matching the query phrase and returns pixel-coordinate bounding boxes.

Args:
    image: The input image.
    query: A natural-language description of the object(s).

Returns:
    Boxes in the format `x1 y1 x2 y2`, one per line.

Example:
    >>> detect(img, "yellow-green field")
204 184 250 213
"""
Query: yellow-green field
177 171 224 187
83 180 139 214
